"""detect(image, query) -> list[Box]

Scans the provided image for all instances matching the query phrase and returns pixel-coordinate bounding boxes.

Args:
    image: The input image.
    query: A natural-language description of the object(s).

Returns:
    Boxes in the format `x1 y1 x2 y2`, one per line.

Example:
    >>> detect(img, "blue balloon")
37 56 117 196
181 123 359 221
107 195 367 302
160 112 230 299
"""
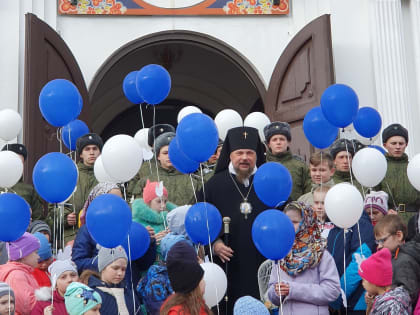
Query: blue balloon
121 222 150 260
252 209 295 260
369 145 386 155
62 120 90 151
353 107 382 138
254 162 292 208
168 137 200 174
86 194 132 248
33 152 78 204
123 71 144 104
0 193 31 242
177 113 219 163
303 106 338 149
39 79 83 127
136 64 171 105
321 84 359 128
185 202 222 245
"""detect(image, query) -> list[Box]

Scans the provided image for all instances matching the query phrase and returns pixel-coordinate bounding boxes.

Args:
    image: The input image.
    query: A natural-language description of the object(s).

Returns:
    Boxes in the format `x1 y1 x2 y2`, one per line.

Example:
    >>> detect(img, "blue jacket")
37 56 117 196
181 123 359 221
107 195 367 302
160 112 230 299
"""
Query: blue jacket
88 274 141 315
72 225 157 288
327 212 376 311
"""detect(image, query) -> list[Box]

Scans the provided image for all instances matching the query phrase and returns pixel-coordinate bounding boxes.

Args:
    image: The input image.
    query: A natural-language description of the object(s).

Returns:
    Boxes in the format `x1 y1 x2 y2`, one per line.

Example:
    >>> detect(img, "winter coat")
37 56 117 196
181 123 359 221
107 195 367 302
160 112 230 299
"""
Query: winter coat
1 179 45 220
297 178 335 206
407 213 420 241
266 150 311 201
161 295 208 315
72 225 157 290
127 162 200 205
327 212 376 311
392 236 420 305
30 288 67 315
32 268 51 288
267 250 341 314
371 286 411 315
379 154 420 211
331 170 364 194
414 292 420 315
88 275 140 315
132 199 177 234
0 261 40 315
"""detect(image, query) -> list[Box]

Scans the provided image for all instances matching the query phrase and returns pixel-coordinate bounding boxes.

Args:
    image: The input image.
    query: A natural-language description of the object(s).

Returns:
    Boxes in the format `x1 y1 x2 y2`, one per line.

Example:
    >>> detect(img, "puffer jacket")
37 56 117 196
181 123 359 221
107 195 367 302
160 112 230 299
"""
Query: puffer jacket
371 286 411 315
30 288 67 315
266 150 311 201
132 199 177 234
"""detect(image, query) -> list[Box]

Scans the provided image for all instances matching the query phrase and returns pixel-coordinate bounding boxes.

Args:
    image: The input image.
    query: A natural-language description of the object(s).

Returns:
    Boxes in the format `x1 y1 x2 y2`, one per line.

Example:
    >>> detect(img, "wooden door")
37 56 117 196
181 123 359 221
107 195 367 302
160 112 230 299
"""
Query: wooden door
265 14 335 162
24 13 90 182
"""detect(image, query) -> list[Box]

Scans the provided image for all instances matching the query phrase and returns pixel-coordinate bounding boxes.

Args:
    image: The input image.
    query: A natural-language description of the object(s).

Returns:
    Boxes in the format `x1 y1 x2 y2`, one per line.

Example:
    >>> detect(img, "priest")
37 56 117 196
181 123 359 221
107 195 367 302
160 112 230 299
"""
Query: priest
197 126 269 313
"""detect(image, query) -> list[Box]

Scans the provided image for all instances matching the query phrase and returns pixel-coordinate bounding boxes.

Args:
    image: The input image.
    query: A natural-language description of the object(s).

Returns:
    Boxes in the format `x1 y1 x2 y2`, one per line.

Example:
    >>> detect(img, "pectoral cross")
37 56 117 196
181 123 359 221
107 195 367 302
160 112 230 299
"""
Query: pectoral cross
243 131 248 139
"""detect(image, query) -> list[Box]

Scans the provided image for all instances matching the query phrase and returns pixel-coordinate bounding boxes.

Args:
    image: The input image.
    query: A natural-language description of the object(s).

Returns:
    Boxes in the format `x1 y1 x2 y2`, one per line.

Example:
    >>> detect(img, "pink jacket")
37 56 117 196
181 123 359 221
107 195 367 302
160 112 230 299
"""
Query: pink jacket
0 262 39 315
414 294 420 315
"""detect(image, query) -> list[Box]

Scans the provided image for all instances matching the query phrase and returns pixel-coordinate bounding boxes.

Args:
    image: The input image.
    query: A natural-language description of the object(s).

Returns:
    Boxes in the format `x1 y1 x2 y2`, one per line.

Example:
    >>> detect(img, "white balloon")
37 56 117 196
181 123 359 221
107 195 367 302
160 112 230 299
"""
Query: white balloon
325 183 364 229
0 151 23 188
134 128 150 150
101 135 143 183
177 106 202 123
244 112 271 141
94 155 117 183
352 148 387 188
201 262 227 308
214 109 243 141
0 109 23 141
142 148 154 161
407 154 420 191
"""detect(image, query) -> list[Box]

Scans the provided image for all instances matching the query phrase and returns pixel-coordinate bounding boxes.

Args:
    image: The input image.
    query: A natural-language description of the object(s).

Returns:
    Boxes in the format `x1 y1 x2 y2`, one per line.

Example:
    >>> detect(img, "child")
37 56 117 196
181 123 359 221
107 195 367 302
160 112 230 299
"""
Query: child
64 282 101 315
31 259 79 314
160 241 211 315
132 180 177 247
359 248 411 314
0 282 15 315
267 202 341 314
28 221 52 243
364 191 389 226
32 232 53 288
233 296 269 315
373 215 420 306
0 232 40 315
298 152 335 206
84 246 140 314
312 186 334 238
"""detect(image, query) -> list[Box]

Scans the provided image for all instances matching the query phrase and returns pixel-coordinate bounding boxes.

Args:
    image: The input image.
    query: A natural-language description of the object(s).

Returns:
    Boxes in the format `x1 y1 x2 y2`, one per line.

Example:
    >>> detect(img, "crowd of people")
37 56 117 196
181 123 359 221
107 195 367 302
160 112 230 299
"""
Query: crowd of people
0 119 419 315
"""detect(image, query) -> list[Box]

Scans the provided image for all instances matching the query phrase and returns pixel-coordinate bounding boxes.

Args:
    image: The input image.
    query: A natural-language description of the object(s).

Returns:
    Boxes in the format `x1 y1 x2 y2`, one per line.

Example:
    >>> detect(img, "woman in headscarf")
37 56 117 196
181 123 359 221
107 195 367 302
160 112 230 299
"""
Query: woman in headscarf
267 201 341 315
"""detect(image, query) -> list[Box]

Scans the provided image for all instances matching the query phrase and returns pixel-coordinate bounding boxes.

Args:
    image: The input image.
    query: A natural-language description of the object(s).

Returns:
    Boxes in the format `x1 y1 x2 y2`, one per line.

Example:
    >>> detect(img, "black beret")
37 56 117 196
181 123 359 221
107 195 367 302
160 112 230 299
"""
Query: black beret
330 138 355 159
148 124 175 148
382 123 408 144
263 122 291 142
76 133 103 156
1 143 27 160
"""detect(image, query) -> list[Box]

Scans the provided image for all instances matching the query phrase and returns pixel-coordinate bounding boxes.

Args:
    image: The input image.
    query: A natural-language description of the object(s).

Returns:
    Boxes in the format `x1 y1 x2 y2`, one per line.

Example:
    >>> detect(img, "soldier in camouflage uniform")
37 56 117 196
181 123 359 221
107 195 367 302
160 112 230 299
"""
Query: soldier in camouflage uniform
129 131 199 206
1 144 45 220
264 122 311 201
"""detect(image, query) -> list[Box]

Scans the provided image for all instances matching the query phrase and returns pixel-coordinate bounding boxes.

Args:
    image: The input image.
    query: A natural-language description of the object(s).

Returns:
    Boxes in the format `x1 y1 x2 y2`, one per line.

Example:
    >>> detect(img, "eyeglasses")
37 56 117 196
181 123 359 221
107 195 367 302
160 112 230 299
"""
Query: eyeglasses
375 234 393 245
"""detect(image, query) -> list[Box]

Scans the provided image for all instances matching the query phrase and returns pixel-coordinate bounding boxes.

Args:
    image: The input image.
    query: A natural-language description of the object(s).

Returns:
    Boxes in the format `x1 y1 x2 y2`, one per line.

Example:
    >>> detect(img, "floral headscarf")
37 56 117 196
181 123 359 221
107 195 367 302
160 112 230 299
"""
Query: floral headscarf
79 182 120 226
280 201 327 276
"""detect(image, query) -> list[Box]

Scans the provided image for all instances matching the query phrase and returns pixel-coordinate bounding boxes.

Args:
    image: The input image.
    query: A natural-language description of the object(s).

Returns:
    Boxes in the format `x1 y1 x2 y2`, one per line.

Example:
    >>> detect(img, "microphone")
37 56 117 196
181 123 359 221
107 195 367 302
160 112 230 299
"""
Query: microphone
223 217 231 244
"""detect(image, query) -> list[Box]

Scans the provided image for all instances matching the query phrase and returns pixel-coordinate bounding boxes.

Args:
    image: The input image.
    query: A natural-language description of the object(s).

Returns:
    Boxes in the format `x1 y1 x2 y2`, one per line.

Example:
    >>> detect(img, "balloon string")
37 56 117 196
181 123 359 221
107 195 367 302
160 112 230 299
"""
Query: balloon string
127 235 137 315
60 203 65 250
189 174 198 204
343 230 348 315
6 244 10 315
54 203 57 256
139 103 146 129
152 106 160 183
276 261 284 315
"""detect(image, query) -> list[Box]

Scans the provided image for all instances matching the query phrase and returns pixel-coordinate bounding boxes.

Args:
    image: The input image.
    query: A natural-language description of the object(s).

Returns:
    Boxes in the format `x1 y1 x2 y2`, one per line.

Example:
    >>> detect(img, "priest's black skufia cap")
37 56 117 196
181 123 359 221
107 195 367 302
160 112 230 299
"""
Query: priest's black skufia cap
215 126 266 174
263 121 291 142
329 138 355 159
1 143 27 161
76 133 103 156
148 124 175 147
382 123 408 144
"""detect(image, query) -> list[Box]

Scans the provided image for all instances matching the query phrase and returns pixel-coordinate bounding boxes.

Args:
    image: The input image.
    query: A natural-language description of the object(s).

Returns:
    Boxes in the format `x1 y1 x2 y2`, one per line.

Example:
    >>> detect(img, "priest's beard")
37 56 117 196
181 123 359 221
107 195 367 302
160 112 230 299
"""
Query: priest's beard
234 166 253 184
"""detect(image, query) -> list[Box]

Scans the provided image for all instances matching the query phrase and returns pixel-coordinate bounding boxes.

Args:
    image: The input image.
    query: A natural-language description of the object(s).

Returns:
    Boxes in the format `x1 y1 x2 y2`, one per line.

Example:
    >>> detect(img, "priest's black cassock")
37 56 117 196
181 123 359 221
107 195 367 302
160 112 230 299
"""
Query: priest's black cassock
197 127 270 314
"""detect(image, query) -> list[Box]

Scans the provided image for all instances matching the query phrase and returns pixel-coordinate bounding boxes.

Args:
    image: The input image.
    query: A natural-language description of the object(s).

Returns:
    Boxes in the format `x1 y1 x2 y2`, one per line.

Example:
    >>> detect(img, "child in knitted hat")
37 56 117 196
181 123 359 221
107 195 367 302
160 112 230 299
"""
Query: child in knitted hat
359 248 411 314
160 241 211 315
28 220 52 243
364 191 390 225
0 282 14 315
31 259 79 314
84 246 140 315
64 282 101 315
233 296 269 315
32 232 53 287
0 232 40 314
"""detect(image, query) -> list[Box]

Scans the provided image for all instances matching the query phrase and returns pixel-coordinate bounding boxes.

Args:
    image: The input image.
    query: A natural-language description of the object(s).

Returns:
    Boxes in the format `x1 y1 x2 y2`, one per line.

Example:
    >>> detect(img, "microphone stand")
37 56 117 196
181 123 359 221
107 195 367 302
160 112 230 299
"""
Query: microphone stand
222 217 231 315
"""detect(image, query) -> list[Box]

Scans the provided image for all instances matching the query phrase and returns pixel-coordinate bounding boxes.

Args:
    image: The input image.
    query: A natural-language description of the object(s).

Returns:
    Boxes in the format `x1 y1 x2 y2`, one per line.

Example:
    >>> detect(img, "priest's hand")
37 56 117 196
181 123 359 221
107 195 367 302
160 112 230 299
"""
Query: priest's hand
213 239 233 262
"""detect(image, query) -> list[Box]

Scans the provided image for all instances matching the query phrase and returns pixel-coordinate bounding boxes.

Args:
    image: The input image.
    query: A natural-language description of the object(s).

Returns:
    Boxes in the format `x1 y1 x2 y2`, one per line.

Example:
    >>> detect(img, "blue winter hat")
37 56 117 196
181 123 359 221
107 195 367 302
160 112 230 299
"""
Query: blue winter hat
33 232 52 261
160 233 190 261
233 296 270 315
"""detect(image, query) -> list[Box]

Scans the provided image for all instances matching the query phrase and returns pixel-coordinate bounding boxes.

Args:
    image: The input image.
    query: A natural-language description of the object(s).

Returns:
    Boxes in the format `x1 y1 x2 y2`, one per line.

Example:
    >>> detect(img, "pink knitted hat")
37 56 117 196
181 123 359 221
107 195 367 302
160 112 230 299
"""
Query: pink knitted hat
7 232 40 261
143 180 168 204
358 248 393 287
363 191 389 215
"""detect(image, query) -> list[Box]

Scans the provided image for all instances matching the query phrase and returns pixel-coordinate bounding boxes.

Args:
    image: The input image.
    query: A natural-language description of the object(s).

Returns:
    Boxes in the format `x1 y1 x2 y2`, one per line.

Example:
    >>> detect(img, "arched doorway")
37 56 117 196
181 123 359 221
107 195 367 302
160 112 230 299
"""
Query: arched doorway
88 31 267 141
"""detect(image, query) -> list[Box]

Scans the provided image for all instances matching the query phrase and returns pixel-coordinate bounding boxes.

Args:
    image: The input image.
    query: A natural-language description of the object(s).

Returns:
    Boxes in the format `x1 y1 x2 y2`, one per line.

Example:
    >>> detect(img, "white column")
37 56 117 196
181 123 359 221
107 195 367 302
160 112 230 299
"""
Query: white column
410 0 420 152
369 0 414 156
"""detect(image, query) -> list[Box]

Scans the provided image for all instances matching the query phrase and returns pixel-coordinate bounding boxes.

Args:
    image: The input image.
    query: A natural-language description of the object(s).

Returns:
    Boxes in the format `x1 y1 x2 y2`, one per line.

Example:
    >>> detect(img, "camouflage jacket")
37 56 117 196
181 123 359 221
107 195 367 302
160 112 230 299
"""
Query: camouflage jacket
332 170 364 194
